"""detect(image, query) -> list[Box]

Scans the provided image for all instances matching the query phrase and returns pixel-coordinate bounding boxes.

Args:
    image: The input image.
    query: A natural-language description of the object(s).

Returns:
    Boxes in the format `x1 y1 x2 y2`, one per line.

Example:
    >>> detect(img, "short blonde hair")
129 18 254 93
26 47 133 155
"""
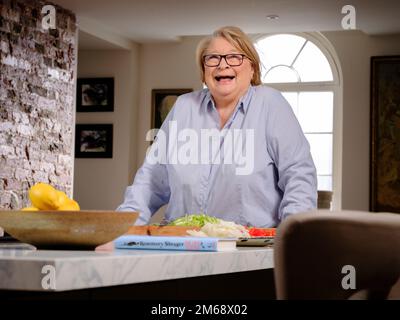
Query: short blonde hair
196 26 262 86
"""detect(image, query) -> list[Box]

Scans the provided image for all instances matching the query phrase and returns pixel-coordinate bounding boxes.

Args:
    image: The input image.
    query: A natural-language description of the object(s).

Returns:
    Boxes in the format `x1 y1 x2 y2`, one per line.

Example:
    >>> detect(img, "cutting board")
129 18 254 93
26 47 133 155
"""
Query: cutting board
126 225 200 236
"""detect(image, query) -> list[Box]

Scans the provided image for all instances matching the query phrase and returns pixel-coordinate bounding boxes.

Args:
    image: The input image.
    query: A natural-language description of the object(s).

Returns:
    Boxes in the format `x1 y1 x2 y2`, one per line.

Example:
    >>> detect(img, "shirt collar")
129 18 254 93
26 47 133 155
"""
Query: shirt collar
204 85 254 114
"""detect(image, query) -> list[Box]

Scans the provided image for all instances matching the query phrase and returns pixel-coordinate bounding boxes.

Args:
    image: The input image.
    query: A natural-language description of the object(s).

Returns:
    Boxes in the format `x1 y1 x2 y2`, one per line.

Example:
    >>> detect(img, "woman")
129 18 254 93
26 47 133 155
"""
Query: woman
117 26 317 227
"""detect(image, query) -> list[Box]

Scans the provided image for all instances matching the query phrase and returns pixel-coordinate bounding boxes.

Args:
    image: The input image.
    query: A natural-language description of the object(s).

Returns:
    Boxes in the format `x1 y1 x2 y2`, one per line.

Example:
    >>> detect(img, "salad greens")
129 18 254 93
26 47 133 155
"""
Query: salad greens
168 214 220 227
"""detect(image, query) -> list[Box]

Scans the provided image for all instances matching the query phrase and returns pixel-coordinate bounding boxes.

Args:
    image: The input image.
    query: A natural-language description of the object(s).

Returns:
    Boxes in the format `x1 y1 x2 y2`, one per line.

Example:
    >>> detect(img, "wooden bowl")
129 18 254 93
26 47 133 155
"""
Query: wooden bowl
0 210 138 250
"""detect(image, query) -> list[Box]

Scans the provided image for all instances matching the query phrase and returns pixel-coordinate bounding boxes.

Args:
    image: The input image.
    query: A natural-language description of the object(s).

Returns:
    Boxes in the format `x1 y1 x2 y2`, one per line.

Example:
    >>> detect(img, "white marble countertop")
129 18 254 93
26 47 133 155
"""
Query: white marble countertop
0 247 274 292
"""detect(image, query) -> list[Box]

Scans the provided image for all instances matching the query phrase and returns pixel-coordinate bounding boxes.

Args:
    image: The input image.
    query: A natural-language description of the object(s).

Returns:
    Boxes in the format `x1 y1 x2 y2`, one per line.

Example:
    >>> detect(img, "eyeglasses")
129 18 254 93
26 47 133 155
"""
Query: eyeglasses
203 54 246 67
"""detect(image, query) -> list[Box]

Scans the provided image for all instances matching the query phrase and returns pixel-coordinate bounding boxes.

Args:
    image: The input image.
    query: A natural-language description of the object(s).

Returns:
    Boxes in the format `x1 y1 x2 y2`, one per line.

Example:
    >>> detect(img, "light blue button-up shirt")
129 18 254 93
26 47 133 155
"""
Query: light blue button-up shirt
117 85 317 227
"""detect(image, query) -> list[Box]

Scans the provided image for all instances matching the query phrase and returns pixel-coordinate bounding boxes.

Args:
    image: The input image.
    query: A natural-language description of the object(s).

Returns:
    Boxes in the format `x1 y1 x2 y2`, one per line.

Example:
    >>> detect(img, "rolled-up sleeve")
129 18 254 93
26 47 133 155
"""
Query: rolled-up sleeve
266 92 318 220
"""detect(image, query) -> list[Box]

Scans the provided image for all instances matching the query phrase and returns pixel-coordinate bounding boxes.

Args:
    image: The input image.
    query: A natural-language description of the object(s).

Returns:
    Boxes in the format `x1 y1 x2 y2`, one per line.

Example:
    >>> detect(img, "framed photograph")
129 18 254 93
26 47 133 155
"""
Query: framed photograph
370 56 400 212
77 78 114 112
151 88 193 129
75 124 113 158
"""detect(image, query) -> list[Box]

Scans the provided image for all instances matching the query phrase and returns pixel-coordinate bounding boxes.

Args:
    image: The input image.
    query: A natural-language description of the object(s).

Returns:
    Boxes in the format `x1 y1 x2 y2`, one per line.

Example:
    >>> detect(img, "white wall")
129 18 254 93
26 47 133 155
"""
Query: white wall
74 49 139 210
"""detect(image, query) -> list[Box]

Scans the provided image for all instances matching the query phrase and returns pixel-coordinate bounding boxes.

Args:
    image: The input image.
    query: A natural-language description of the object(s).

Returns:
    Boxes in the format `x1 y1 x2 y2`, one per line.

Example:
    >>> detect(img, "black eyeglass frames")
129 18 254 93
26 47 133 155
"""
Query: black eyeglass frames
203 54 247 67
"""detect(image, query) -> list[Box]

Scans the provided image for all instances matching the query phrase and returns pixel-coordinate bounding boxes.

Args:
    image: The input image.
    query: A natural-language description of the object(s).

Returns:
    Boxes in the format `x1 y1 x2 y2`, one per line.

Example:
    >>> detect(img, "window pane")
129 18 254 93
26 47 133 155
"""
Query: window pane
305 133 332 175
293 41 333 82
317 175 332 191
255 34 306 70
298 92 333 132
264 66 299 83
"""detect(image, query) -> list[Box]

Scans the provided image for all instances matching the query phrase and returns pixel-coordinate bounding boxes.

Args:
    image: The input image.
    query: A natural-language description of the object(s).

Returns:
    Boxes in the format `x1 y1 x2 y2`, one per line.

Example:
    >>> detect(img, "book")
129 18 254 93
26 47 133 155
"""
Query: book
114 235 237 252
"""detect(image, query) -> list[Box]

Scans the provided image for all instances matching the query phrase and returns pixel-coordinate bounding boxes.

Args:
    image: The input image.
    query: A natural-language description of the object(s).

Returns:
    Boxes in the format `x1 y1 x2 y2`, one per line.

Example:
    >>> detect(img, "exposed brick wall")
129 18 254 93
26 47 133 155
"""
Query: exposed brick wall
0 0 77 209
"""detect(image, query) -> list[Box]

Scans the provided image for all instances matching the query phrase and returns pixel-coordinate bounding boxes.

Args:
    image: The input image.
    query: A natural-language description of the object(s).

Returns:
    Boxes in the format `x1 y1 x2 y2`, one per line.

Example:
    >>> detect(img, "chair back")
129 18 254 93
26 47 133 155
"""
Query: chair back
274 210 400 299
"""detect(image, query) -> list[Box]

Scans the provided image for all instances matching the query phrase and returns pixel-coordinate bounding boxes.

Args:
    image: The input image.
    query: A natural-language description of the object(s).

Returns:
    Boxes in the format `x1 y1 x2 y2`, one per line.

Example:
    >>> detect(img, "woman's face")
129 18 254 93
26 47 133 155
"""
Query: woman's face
204 37 254 102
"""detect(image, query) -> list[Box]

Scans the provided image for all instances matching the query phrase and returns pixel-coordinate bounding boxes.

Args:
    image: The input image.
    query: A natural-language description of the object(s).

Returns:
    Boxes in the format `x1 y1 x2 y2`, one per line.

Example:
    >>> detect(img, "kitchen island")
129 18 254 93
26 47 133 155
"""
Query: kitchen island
0 247 275 300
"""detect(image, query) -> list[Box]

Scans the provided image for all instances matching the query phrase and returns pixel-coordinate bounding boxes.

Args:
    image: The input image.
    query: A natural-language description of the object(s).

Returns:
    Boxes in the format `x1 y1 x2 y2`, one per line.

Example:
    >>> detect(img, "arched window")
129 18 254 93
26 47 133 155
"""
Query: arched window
255 33 342 208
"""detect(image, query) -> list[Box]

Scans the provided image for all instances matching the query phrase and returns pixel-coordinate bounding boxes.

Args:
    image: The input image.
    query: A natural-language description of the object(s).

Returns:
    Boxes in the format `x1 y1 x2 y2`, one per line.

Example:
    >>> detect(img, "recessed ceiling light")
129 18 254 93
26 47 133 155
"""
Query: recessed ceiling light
266 14 279 20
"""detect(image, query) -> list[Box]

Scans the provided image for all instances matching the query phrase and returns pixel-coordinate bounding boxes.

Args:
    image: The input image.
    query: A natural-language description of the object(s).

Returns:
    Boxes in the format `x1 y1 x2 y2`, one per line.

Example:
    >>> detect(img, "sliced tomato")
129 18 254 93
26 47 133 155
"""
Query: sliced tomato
247 227 276 237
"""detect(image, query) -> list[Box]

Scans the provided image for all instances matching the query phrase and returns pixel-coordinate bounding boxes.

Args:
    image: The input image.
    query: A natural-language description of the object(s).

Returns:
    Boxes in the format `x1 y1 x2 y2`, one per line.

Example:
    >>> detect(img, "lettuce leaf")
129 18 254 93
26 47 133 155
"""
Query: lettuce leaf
168 214 220 227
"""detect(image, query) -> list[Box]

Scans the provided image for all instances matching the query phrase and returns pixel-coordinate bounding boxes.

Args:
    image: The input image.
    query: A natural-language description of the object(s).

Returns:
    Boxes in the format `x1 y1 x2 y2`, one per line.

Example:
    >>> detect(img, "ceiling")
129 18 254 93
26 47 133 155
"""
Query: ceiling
51 0 400 49
78 30 123 50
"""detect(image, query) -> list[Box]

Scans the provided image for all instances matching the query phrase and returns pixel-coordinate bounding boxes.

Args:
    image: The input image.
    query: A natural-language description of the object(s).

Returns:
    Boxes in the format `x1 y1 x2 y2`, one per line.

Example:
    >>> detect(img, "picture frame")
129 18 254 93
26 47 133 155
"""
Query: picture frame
75 124 113 158
370 56 400 212
77 78 114 112
151 88 193 129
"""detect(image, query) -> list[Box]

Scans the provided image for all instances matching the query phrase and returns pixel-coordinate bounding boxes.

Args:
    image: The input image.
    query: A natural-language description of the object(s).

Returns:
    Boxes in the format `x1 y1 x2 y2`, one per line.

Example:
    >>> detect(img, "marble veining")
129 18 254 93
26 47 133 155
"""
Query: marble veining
0 247 274 291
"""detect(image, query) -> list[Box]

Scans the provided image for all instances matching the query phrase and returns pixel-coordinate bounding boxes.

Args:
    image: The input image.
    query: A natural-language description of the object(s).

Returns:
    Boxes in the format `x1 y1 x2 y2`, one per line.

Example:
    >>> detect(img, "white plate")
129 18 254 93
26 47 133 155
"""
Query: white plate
237 236 274 247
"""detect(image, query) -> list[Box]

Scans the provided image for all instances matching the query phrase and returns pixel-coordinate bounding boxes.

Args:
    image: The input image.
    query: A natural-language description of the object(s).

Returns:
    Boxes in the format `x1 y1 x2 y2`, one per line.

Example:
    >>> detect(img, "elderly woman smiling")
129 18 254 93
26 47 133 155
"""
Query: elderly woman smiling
117 26 317 227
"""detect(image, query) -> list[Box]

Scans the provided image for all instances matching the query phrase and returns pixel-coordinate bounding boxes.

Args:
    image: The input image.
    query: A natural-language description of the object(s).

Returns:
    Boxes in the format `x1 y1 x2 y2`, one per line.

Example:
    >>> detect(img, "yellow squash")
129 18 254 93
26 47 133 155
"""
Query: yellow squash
58 198 80 211
56 190 70 208
26 183 81 211
29 183 60 210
